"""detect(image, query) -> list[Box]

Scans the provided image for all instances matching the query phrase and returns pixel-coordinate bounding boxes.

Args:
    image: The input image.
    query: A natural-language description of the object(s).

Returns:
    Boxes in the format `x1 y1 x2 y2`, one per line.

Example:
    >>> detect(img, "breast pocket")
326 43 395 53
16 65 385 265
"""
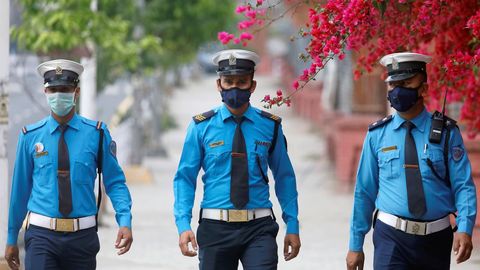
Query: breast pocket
204 147 231 178
33 155 53 186
74 156 96 185
378 149 400 180
422 148 446 181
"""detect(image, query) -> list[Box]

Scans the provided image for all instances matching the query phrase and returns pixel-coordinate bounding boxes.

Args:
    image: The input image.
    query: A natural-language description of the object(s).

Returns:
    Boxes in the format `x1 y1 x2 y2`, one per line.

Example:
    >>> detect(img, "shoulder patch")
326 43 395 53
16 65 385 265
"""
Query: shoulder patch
110 140 117 157
260 110 282 123
368 115 393 131
451 146 464 162
193 110 216 124
22 119 47 134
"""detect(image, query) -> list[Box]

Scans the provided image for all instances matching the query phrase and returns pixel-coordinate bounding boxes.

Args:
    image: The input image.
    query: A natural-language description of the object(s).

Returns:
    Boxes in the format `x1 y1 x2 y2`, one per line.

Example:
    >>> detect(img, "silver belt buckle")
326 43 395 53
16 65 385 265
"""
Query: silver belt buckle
406 221 426 235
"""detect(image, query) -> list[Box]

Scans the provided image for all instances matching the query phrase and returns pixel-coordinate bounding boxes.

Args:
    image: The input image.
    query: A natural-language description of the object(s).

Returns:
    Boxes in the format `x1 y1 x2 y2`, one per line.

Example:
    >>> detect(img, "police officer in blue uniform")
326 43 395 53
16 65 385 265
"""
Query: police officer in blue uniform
346 52 477 270
4 59 133 270
173 49 301 269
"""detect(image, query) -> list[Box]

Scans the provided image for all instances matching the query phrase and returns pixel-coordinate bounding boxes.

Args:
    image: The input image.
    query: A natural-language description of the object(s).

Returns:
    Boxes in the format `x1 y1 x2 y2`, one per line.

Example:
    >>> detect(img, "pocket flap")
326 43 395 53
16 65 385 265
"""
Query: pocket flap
35 155 52 168
75 156 93 167
427 149 444 162
379 149 399 162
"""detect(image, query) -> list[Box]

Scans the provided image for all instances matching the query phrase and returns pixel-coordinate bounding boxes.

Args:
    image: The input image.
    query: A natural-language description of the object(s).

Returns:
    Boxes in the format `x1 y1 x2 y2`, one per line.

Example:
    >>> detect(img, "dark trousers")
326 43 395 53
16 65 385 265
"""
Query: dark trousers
373 220 453 270
197 216 279 270
24 225 100 270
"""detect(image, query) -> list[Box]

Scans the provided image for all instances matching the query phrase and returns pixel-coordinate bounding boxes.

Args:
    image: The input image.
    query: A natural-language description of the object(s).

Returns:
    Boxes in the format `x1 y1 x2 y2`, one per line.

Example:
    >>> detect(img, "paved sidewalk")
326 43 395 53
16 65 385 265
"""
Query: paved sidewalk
97 75 480 269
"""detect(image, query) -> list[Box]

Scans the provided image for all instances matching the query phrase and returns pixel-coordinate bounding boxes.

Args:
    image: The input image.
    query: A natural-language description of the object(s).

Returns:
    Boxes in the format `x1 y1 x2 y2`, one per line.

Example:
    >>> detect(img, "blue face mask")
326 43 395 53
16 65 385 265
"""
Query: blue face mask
387 85 422 112
46 92 76 116
220 87 252 109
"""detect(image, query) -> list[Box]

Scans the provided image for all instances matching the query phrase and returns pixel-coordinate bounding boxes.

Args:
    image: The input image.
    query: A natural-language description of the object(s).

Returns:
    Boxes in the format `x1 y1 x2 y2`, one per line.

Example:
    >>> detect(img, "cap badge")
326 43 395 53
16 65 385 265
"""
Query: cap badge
55 66 63 75
229 54 237 66
392 57 399 70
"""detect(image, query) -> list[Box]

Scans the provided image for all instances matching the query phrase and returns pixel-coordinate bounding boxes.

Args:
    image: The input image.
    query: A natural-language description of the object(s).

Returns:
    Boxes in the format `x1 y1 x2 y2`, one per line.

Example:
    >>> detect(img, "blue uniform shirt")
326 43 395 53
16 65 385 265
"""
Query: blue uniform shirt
7 113 132 245
349 108 477 251
174 105 299 235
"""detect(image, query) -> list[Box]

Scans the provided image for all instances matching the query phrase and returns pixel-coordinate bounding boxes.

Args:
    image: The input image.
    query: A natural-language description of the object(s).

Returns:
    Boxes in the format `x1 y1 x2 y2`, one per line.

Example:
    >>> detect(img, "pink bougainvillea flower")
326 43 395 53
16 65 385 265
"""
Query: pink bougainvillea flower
292 80 300 90
235 5 248 14
240 32 254 41
217 31 234 45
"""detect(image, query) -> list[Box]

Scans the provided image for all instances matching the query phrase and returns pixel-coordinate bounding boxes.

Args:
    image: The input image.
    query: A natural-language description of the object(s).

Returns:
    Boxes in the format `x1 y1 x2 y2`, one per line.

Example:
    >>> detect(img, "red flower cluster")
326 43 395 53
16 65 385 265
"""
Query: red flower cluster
218 31 234 45
221 0 480 135
261 89 291 108
221 2 268 46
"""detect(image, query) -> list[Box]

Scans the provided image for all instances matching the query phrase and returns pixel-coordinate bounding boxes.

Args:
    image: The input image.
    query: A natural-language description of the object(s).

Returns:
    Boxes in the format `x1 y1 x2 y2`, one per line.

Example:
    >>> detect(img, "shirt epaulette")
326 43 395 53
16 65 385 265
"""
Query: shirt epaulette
193 110 216 124
82 118 105 129
260 110 282 124
22 119 47 134
444 114 457 128
368 115 393 131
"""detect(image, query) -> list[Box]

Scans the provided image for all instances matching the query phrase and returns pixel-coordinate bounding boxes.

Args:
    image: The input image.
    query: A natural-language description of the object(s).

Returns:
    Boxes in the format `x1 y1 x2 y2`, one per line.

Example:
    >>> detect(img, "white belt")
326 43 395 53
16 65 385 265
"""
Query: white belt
201 208 272 222
377 211 451 236
28 212 96 232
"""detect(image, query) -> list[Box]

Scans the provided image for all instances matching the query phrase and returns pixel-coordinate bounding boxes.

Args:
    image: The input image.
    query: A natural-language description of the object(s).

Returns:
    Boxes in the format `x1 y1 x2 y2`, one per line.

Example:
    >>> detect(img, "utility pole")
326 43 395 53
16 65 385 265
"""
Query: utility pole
0 0 11 251
79 0 97 120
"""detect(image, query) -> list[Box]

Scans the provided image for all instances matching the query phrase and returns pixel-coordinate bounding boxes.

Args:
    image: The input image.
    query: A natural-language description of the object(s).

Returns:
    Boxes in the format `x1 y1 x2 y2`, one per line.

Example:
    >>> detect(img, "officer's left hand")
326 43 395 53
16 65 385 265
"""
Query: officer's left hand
4 245 20 270
453 232 473 264
115 226 133 255
284 234 301 261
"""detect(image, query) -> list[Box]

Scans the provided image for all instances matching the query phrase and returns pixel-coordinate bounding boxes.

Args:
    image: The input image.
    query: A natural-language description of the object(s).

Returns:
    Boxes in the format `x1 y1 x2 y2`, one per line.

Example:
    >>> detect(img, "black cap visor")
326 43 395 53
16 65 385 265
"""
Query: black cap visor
385 72 417 82
217 68 254 75
45 80 78 87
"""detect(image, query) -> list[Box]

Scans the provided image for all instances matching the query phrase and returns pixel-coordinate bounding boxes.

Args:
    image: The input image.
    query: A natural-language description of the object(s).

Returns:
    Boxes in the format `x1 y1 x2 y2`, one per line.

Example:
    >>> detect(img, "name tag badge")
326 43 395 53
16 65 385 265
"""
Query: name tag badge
209 140 224 148
255 140 271 147
381 145 397 152
35 151 49 157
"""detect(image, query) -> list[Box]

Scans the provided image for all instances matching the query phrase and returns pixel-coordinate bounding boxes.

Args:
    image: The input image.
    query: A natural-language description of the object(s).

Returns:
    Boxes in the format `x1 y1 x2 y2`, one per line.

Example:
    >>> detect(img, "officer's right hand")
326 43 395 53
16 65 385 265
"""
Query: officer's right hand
4 245 20 270
346 250 364 270
179 230 198 257
453 232 473 264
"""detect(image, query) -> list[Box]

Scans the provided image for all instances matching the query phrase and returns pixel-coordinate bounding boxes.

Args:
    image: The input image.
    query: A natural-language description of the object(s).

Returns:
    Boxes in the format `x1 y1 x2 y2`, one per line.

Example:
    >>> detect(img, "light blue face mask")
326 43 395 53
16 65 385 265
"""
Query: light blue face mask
46 92 76 116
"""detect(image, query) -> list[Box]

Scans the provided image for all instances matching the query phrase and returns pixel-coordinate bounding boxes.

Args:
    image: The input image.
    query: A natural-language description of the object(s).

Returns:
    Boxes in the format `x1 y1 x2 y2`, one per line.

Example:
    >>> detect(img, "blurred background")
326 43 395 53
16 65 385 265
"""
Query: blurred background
0 1 479 269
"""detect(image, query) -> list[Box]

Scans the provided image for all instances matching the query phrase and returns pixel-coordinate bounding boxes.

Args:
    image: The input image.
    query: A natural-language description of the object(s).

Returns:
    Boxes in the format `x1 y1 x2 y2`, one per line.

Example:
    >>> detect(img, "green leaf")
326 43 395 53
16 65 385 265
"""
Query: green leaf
372 0 388 18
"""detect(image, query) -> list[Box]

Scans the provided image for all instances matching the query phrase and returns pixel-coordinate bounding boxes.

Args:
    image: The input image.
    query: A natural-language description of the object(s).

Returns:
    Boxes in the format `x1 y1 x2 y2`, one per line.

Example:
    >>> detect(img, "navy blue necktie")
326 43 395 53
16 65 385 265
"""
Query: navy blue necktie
58 124 73 217
230 116 249 209
404 121 427 218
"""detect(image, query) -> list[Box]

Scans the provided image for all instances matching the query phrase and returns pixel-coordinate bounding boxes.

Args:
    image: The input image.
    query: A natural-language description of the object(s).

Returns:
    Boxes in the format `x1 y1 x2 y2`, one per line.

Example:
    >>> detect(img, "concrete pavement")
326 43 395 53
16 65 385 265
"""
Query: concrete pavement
96 75 480 269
